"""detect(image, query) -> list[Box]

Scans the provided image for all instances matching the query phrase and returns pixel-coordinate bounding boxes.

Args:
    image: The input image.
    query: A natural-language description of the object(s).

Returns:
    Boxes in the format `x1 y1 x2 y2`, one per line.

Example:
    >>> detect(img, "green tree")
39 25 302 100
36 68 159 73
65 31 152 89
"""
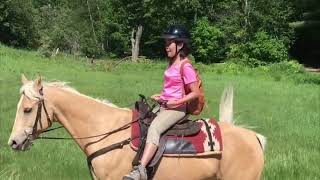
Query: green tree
228 31 288 65
192 18 226 63
0 0 39 47
0 0 302 64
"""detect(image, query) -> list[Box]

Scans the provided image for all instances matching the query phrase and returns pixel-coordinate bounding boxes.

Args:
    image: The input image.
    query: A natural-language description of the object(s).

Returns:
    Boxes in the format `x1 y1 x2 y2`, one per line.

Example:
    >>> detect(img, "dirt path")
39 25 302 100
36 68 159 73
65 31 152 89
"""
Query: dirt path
304 67 320 73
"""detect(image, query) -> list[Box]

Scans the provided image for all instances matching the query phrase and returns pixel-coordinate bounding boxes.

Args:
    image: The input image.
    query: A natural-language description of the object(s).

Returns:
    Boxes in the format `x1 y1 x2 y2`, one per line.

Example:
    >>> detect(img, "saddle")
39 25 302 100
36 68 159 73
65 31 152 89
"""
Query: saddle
134 94 201 136
130 95 223 179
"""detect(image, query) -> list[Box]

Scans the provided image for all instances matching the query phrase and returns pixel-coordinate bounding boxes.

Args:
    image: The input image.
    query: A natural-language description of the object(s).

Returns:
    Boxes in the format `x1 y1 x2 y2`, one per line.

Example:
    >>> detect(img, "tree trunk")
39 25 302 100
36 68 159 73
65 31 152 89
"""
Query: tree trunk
244 0 249 29
131 28 135 60
131 25 143 62
101 43 105 51
86 0 98 44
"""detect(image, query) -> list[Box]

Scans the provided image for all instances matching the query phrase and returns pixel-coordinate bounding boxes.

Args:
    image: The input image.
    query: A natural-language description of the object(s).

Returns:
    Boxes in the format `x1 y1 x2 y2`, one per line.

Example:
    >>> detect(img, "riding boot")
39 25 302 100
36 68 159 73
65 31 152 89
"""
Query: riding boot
123 164 148 180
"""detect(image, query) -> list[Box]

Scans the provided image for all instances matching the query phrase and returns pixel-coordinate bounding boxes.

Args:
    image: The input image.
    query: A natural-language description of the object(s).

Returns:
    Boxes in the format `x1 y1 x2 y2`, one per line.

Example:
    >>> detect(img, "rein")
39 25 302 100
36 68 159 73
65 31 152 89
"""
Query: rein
32 91 138 140
37 121 135 140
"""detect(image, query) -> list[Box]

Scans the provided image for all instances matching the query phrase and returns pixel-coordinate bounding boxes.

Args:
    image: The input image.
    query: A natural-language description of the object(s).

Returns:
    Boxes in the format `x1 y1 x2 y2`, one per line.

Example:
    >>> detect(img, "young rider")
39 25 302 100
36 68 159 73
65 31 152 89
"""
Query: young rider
123 24 200 180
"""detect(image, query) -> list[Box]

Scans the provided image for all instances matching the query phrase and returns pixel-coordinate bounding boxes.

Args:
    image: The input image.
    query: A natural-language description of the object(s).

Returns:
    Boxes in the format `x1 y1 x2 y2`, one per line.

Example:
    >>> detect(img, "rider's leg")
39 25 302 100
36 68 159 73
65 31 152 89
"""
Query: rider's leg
140 143 158 167
123 107 185 180
141 107 186 166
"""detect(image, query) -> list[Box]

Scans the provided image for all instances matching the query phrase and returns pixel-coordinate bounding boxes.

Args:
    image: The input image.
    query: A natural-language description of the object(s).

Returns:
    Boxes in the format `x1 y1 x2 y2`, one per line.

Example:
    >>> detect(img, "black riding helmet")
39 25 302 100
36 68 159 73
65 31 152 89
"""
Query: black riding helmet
161 24 191 41
161 24 191 58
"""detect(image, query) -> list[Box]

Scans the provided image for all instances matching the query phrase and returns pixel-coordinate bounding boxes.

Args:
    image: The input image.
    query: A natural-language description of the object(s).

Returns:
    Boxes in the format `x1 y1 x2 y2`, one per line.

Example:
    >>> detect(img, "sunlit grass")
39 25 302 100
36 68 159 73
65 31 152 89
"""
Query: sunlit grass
0 45 319 179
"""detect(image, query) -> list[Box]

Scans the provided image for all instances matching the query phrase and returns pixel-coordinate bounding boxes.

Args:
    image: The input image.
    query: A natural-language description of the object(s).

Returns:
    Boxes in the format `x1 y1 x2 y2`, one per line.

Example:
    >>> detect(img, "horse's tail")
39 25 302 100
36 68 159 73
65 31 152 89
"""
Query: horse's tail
256 133 267 152
219 85 234 124
219 86 267 151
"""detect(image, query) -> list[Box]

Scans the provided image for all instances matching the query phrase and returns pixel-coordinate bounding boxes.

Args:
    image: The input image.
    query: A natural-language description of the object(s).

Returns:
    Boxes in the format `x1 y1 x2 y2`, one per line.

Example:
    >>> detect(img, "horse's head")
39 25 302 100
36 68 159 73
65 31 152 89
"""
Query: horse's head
8 75 54 151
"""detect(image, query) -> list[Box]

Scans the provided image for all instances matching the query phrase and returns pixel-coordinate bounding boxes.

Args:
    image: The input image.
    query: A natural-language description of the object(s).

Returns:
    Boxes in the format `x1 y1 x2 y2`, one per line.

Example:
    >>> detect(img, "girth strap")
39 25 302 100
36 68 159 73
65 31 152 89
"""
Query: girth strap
87 138 131 179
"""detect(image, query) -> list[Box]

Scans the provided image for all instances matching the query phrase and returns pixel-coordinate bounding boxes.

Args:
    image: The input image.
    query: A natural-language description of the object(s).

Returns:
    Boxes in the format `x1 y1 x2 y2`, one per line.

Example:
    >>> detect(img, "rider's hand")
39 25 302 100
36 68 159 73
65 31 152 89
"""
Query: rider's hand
151 94 161 101
166 100 181 108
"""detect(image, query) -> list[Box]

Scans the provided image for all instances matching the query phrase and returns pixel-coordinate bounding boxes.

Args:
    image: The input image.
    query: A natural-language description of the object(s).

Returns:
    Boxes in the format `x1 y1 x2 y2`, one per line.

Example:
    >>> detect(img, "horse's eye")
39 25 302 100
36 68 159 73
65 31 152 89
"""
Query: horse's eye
24 108 32 113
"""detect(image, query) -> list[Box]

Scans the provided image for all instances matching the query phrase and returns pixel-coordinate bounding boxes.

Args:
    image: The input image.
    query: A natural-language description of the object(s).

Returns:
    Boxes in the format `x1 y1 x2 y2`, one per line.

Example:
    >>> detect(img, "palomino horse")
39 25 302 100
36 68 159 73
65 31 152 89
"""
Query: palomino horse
8 75 266 180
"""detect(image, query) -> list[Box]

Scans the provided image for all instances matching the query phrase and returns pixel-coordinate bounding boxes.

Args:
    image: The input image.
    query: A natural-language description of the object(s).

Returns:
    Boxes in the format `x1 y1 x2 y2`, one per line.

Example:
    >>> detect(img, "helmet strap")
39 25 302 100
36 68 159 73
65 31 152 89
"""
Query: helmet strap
171 41 183 60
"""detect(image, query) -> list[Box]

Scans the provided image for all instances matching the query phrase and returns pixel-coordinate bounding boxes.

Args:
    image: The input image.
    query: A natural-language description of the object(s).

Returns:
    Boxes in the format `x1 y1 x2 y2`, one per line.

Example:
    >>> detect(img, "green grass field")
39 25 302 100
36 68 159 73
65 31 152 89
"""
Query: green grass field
1 45 320 180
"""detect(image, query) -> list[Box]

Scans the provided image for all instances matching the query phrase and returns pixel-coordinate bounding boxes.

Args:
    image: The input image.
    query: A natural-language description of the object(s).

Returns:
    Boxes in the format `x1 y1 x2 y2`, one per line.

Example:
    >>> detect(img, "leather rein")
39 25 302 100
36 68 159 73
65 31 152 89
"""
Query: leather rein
29 88 137 141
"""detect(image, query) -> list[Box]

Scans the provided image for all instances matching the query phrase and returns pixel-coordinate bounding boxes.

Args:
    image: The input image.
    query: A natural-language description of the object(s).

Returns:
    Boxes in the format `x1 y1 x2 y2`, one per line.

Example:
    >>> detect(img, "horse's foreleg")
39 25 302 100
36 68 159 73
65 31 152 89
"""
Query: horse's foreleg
91 168 99 180
90 146 135 180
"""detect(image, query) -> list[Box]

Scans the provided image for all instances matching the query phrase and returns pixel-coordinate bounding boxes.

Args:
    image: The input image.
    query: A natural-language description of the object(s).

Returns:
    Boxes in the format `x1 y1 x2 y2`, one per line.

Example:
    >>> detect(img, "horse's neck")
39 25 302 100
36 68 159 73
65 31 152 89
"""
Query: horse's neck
46 87 132 155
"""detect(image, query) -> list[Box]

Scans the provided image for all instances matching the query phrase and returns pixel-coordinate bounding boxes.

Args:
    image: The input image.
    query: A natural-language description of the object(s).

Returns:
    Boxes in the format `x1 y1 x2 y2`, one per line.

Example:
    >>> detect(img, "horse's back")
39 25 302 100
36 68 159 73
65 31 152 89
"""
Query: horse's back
153 122 264 180
219 122 264 180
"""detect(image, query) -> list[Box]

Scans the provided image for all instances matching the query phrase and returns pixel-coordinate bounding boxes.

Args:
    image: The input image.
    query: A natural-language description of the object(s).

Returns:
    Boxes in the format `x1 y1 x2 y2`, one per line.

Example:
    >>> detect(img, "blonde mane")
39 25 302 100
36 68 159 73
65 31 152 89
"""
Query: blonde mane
20 81 127 110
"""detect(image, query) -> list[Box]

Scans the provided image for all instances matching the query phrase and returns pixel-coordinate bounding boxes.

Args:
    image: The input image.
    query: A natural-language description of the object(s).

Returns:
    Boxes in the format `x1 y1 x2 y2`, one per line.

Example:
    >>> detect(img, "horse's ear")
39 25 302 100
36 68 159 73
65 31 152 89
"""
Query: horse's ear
21 74 28 85
34 76 42 90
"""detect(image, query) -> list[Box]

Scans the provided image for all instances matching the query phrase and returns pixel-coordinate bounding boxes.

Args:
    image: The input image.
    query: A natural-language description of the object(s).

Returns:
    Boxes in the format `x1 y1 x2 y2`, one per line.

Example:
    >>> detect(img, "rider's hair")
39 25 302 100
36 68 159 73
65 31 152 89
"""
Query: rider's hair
176 40 191 58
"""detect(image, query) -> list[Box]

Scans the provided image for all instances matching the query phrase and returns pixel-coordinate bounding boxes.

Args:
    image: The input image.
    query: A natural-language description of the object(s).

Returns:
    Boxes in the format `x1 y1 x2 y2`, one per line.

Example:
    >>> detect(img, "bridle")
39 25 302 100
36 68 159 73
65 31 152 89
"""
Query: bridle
25 87 53 142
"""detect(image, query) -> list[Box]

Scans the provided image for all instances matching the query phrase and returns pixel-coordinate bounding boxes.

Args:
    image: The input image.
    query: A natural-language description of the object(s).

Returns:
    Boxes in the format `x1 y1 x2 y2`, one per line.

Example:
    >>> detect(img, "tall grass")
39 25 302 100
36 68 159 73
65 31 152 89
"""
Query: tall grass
1 45 320 179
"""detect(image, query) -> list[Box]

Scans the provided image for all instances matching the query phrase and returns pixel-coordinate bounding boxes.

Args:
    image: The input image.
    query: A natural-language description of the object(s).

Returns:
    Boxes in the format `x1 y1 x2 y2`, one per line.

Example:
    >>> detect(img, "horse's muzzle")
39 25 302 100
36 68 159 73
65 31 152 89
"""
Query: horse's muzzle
8 137 33 151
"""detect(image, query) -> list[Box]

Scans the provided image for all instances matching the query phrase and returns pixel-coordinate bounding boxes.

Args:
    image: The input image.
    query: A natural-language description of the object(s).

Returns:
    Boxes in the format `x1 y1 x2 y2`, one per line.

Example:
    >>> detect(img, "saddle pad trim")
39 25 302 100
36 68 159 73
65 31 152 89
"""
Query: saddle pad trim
163 151 222 157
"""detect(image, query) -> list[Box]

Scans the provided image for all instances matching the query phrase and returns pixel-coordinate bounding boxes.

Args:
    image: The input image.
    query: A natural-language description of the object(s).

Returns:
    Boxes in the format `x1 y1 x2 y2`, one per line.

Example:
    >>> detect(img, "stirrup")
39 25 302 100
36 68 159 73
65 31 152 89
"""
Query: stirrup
123 165 147 180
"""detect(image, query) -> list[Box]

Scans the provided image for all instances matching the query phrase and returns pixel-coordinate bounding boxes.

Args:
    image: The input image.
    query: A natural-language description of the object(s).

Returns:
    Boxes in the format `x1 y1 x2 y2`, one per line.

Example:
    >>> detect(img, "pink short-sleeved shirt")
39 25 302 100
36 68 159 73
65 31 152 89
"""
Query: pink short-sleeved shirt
160 59 197 101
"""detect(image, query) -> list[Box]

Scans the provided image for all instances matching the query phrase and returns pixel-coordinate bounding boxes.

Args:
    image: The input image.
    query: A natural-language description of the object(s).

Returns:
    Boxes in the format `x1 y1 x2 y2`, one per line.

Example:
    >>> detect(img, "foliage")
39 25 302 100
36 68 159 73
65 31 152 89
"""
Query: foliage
0 0 309 65
267 60 304 75
248 0 296 46
192 18 226 63
104 22 129 56
35 4 82 56
227 31 288 66
0 0 39 47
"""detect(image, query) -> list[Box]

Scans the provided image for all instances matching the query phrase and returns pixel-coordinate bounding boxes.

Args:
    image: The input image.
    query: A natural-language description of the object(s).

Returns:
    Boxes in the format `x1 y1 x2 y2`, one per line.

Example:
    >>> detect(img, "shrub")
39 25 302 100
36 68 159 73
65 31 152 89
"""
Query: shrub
227 31 289 65
267 60 304 75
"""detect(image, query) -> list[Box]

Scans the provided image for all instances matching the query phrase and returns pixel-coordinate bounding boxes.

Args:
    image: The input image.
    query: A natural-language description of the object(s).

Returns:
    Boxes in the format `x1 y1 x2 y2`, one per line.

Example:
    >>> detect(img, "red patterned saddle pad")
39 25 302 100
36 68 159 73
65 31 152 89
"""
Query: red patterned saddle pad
130 111 223 156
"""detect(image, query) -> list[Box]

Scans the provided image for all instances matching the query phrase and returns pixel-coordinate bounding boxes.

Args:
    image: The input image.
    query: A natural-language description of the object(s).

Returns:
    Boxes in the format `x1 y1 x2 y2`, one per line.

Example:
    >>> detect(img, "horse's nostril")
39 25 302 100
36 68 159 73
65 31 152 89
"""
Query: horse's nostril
12 140 17 145
9 140 18 147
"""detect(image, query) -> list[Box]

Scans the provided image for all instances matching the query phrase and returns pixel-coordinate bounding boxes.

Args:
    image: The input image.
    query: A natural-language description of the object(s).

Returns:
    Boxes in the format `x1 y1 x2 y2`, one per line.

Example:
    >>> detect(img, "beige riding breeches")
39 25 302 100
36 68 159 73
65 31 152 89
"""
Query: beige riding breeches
146 106 186 146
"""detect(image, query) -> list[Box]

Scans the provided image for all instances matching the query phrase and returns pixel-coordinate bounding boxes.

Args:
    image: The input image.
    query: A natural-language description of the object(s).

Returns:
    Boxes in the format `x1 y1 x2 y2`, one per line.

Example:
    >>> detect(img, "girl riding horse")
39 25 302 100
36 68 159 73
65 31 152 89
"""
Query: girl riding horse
124 24 201 180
